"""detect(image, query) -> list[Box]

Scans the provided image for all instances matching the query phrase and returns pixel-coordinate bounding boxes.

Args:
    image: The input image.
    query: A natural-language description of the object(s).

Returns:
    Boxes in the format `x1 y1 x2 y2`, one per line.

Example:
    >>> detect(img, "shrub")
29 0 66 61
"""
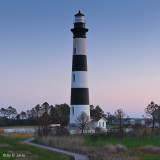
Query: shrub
55 126 70 136
128 125 147 138
90 133 107 141
95 127 102 134
90 129 125 142
104 144 127 153
115 144 128 152
154 129 160 135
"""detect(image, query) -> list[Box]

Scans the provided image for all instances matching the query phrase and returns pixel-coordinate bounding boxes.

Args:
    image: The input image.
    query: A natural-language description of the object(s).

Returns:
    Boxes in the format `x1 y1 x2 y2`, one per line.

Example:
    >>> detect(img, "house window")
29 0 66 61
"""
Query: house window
99 122 101 127
72 106 74 114
103 122 104 127
74 48 76 54
73 74 75 82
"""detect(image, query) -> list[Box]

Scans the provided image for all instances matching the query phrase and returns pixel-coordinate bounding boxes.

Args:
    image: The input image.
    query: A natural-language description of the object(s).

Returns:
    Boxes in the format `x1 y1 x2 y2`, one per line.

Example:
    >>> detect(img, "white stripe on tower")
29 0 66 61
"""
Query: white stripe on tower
71 71 88 88
70 11 90 124
73 38 86 55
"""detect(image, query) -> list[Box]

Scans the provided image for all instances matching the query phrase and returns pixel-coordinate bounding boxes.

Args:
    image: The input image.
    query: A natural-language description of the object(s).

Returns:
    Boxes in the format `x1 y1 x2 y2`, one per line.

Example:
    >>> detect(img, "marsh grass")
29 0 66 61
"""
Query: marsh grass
37 133 160 160
39 135 84 148
84 133 160 148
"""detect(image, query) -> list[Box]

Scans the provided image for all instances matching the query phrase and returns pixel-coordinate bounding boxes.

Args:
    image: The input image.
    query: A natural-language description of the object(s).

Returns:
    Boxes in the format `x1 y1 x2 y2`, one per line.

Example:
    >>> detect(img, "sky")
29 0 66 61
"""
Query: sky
0 0 160 117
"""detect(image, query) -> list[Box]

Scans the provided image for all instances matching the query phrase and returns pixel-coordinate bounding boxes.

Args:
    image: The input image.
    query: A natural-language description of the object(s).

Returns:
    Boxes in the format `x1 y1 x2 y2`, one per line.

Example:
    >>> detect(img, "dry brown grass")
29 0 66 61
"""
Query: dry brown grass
40 135 84 148
39 136 138 160
104 144 128 153
139 145 160 154
73 146 137 160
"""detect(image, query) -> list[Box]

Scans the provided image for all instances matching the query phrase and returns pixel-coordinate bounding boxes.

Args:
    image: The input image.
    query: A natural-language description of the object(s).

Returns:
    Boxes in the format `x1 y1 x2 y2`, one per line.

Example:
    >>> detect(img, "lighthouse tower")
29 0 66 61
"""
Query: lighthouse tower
70 11 90 124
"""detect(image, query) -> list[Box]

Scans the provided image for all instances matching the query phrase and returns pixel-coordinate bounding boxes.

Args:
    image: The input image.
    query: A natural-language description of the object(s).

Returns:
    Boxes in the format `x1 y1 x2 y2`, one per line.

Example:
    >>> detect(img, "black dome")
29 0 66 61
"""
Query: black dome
74 10 85 16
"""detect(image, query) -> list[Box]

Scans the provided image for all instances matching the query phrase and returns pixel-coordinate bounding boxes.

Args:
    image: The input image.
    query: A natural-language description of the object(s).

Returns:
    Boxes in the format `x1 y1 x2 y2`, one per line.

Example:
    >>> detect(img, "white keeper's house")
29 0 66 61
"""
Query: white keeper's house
91 117 107 130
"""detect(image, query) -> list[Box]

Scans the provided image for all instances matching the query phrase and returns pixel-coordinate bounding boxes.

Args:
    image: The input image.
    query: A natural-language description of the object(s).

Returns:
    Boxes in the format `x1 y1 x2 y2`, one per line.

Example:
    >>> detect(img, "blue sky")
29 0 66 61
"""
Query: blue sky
0 0 160 117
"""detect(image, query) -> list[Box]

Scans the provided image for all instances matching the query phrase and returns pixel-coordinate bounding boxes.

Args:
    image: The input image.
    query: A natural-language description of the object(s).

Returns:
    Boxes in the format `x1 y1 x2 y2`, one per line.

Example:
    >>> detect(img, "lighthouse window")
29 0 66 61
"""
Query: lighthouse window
73 74 75 82
72 107 74 114
74 48 76 54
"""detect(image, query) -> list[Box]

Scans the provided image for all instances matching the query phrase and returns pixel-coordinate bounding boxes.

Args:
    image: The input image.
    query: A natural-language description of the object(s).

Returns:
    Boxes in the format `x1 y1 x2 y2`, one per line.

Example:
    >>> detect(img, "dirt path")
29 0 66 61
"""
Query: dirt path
22 137 88 160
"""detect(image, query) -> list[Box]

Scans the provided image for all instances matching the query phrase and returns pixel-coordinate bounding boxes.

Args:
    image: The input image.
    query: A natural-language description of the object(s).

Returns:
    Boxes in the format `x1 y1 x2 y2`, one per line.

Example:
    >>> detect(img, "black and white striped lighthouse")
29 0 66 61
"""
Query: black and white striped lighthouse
70 11 90 124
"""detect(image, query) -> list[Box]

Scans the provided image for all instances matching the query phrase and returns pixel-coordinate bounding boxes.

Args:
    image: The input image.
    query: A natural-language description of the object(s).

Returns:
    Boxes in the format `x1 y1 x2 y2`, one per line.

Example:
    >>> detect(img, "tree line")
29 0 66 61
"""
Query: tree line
0 101 160 131
0 102 69 127
0 103 106 127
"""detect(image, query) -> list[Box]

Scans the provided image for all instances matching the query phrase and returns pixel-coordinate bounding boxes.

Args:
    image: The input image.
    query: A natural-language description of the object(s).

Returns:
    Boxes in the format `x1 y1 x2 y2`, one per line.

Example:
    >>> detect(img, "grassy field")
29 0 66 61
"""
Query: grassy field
84 134 160 148
0 134 71 160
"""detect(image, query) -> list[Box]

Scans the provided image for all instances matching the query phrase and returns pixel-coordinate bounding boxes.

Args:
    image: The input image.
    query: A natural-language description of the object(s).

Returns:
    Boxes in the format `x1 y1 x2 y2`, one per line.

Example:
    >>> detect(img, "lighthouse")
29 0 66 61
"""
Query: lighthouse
70 11 90 124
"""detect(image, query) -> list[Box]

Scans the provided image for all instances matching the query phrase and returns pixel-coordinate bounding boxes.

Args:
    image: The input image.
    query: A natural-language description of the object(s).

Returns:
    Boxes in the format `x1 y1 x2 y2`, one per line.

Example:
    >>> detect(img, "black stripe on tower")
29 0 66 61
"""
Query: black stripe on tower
71 22 88 38
71 28 88 38
71 88 89 105
72 55 87 71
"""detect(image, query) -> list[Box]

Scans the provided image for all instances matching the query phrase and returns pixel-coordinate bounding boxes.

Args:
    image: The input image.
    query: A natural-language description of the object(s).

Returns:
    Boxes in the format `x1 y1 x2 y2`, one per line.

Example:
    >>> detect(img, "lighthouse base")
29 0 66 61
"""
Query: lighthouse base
70 105 90 124
68 123 95 134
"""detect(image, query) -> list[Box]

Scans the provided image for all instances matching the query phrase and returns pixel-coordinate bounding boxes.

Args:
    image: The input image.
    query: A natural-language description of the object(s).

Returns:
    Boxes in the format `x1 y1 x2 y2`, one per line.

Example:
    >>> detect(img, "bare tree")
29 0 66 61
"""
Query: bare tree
76 112 90 134
145 101 158 131
106 112 115 125
114 109 126 133
37 112 52 137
